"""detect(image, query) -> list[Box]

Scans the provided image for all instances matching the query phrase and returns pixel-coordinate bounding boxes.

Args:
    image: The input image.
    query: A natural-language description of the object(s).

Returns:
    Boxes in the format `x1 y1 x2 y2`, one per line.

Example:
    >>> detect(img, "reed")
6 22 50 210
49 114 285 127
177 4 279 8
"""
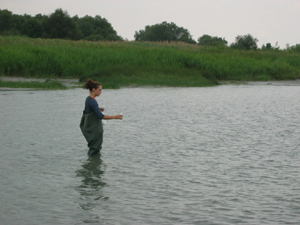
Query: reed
0 36 299 88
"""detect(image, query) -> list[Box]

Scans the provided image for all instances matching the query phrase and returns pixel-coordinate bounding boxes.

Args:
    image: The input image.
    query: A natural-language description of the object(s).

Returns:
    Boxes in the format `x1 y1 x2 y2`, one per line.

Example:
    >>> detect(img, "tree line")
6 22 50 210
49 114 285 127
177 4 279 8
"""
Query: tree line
0 8 122 41
1 8 299 51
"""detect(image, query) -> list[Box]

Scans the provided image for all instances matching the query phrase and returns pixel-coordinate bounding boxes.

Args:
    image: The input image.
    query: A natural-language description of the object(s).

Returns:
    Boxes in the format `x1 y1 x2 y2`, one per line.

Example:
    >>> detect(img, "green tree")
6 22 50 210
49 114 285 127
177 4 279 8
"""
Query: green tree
287 44 300 52
78 16 94 37
34 13 50 38
21 18 43 38
197 34 227 47
11 14 27 32
44 8 80 39
134 21 196 44
261 43 277 51
230 34 258 50
77 15 122 41
0 9 24 35
0 8 121 41
0 9 12 33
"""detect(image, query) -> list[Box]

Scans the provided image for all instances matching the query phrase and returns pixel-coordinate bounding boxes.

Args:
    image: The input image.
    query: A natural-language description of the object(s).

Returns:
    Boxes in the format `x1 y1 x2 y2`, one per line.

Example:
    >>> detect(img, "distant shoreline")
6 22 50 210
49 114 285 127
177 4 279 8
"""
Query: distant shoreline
1 76 300 91
0 76 79 87
220 79 300 86
0 76 80 90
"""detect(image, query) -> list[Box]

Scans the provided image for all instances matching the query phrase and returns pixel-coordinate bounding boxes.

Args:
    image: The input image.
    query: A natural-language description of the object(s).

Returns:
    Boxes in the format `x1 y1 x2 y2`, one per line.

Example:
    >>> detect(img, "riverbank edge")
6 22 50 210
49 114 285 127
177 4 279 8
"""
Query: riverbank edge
1 76 300 91
0 76 81 90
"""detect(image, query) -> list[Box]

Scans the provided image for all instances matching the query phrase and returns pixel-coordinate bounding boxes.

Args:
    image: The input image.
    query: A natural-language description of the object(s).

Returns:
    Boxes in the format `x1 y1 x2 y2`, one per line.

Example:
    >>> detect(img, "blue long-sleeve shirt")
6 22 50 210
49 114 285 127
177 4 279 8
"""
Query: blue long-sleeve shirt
84 96 104 119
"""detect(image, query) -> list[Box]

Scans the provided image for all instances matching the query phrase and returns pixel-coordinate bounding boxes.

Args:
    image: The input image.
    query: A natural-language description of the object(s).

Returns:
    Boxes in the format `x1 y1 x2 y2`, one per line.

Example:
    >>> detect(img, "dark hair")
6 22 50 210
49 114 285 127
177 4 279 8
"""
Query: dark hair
84 79 102 92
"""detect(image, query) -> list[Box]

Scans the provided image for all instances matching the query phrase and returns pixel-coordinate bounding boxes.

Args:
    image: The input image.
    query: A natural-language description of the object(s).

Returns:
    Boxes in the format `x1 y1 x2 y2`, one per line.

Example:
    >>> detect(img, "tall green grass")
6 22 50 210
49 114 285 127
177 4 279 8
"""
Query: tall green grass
0 36 299 88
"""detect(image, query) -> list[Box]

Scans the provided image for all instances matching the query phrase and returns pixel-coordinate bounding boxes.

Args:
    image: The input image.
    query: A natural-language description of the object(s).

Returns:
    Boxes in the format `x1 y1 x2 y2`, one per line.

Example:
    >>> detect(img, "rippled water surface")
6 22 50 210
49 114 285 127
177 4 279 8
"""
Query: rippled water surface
1 84 300 224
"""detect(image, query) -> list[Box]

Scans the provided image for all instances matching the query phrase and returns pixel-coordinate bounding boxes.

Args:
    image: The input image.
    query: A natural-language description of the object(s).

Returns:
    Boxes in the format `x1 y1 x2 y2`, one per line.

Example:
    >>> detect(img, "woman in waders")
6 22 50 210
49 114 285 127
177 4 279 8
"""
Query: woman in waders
80 79 123 156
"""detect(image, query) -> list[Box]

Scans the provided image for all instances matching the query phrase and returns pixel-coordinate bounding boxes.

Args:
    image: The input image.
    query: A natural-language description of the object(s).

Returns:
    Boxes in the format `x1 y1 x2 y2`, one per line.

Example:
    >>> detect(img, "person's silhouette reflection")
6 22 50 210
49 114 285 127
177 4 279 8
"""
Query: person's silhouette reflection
76 155 107 211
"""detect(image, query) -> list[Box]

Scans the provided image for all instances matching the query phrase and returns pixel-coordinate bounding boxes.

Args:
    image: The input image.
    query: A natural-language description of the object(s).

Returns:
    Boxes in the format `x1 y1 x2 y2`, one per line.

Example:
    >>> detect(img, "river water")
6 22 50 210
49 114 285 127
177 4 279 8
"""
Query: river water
1 84 300 225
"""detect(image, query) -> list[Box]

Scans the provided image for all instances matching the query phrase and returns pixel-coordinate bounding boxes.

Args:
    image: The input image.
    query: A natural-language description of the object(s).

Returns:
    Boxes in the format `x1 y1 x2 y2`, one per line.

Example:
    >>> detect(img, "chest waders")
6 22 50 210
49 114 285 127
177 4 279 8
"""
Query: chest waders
80 111 103 156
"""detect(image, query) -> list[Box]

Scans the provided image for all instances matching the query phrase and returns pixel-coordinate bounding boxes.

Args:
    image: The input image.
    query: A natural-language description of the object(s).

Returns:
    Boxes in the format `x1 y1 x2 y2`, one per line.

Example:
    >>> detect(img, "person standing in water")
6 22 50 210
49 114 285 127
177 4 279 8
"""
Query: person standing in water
80 79 123 156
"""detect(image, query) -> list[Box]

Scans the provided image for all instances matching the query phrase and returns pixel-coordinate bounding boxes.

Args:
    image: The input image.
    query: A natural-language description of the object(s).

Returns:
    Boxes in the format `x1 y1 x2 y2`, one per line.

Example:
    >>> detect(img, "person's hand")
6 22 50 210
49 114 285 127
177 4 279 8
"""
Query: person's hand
100 107 105 112
116 114 123 120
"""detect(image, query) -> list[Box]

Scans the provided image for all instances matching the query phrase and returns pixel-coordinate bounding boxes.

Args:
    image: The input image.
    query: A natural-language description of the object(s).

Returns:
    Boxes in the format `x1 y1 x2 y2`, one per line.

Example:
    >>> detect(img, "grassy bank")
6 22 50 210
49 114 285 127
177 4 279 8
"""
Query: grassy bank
0 36 299 88
0 78 68 89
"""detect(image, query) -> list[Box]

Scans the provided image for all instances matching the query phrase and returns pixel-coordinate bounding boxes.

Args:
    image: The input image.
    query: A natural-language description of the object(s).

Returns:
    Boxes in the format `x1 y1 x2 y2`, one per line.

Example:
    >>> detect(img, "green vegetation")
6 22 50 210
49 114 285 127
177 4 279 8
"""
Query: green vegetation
0 78 68 89
0 36 299 89
230 34 259 50
197 34 228 47
0 9 122 41
134 21 196 44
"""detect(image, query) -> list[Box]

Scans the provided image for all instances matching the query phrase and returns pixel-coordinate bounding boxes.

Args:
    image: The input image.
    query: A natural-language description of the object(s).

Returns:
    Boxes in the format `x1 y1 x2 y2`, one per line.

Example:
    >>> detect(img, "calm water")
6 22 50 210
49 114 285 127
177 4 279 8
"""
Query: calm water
1 84 300 225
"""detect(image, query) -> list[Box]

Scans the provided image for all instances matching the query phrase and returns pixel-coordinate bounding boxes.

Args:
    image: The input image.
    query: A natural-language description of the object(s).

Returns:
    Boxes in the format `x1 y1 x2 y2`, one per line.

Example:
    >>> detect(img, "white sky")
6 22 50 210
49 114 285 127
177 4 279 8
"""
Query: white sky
1 0 300 48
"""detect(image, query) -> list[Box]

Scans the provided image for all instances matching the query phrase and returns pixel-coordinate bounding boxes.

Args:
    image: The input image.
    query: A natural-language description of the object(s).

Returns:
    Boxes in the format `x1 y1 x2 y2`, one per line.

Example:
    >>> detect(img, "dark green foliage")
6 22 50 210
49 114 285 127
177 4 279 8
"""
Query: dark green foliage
78 15 122 41
0 9 25 35
21 18 43 38
44 9 79 39
0 9 122 41
261 43 280 51
197 34 227 47
0 9 12 33
230 34 258 50
287 44 300 53
78 16 94 37
134 21 196 44
262 43 273 50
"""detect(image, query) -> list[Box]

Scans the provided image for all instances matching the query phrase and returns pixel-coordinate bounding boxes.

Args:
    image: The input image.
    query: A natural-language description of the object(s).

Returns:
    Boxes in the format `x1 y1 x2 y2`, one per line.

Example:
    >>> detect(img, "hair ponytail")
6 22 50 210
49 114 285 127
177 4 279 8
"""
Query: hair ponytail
84 79 102 92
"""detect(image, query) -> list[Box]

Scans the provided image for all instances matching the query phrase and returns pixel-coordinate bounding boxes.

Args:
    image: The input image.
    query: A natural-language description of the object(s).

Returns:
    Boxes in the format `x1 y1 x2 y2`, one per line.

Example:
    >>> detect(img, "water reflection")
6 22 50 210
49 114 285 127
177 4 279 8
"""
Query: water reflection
75 155 107 211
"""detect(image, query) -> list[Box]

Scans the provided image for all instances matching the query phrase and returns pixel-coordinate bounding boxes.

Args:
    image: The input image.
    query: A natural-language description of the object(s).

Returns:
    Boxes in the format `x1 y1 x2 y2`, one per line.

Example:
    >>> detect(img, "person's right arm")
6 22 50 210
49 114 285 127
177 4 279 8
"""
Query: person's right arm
89 99 123 120
103 114 123 120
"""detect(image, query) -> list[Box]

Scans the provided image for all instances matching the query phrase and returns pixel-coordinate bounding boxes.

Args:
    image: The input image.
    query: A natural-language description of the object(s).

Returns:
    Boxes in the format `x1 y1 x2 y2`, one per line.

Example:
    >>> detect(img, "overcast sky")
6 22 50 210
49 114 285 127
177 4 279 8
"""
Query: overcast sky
1 0 299 48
